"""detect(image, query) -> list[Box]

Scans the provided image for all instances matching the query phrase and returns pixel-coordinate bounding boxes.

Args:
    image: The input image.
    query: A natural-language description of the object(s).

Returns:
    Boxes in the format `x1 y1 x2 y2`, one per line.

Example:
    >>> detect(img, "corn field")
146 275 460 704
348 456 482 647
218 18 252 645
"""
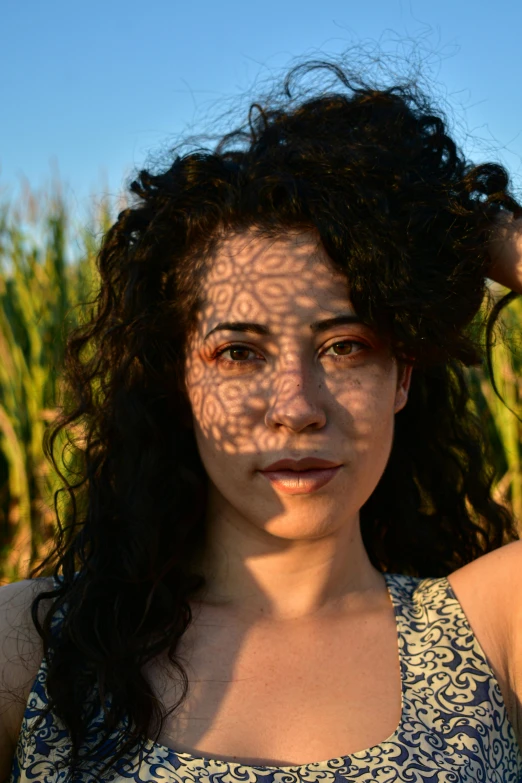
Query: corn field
0 184 521 584
0 183 109 583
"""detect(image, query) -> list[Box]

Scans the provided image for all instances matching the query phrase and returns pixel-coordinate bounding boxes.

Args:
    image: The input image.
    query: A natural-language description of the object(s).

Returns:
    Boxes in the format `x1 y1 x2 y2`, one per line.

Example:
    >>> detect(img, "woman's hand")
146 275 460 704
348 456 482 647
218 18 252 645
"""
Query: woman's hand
488 211 522 294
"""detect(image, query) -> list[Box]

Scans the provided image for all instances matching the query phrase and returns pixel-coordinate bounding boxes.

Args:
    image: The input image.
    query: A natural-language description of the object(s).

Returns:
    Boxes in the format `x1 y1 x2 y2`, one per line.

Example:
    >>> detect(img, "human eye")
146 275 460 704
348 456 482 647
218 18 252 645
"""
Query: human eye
321 339 369 363
213 343 260 368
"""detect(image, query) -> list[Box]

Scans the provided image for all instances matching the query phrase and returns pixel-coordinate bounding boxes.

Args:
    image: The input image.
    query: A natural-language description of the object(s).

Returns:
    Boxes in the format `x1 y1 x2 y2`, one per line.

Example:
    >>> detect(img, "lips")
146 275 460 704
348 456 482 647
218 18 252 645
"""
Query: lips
261 457 342 472
260 465 342 494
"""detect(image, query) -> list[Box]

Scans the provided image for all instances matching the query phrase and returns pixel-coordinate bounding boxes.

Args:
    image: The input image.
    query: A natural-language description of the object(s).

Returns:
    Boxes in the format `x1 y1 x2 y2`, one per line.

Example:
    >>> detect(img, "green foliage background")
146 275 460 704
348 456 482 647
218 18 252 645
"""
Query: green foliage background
0 184 109 582
0 184 520 582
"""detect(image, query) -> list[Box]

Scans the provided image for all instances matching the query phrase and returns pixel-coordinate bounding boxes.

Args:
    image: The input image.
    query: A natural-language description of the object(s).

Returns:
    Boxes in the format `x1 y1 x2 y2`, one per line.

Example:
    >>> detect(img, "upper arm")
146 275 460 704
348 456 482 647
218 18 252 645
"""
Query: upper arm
448 540 522 753
488 540 522 754
474 539 522 754
507 542 522 753
0 578 51 782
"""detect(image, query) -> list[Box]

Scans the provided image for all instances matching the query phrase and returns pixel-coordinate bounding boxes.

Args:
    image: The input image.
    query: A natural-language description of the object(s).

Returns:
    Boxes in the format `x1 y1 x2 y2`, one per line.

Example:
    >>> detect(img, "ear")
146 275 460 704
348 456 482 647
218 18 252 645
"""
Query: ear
394 363 413 414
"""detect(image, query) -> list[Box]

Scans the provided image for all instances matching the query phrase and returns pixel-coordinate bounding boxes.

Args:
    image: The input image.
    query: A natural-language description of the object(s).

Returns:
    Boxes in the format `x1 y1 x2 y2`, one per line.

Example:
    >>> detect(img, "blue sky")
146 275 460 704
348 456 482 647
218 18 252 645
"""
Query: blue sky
2 0 522 220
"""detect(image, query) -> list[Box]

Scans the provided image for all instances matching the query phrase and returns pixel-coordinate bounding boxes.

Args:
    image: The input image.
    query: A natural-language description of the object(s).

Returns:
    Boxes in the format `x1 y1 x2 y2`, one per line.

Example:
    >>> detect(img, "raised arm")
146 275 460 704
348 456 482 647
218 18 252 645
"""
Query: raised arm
483 212 522 752
488 213 522 294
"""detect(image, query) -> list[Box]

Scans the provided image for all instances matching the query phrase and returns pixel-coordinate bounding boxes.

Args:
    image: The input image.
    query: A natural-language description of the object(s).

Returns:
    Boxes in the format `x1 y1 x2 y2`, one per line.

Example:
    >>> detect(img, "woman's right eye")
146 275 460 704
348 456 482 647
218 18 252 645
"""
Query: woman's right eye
214 344 258 366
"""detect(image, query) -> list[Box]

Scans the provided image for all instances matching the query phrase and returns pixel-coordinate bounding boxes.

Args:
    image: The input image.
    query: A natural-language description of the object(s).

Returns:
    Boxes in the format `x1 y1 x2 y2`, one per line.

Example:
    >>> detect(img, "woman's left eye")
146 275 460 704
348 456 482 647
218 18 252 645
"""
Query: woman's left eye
323 340 367 360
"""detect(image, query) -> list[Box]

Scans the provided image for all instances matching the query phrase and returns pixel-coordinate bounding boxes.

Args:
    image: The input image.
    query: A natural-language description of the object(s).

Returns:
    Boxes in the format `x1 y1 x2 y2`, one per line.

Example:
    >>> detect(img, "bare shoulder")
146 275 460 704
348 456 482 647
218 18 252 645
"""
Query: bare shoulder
447 540 522 751
0 577 55 698
0 577 54 780
448 540 522 614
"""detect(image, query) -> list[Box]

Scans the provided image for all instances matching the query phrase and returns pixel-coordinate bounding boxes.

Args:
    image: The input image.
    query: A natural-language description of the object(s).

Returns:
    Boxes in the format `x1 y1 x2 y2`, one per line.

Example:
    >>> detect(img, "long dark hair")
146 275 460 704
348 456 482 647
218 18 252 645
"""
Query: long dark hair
30 57 521 777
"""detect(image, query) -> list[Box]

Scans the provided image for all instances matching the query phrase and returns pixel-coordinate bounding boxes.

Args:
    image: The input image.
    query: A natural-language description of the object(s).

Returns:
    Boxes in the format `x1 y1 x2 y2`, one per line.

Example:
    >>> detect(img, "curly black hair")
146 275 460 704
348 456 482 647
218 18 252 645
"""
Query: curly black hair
29 57 521 777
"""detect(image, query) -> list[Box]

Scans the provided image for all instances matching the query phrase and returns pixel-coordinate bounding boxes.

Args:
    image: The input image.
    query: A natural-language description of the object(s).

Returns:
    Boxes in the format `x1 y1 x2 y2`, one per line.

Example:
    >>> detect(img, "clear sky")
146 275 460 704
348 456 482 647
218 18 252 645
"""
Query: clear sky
2 0 522 220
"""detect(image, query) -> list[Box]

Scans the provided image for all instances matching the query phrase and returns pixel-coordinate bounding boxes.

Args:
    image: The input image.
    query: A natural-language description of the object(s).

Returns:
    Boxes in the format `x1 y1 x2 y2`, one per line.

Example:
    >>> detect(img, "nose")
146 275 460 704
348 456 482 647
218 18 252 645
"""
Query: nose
264 363 327 432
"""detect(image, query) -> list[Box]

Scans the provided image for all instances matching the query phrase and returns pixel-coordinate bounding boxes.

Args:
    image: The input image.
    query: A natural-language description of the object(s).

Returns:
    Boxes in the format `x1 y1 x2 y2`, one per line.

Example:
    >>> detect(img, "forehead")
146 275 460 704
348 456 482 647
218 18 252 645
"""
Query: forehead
197 231 353 330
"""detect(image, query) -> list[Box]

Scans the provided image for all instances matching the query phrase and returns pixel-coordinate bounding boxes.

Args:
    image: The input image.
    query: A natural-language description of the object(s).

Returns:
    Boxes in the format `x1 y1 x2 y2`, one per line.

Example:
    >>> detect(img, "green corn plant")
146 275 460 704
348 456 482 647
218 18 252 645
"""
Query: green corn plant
468 285 522 529
0 185 105 581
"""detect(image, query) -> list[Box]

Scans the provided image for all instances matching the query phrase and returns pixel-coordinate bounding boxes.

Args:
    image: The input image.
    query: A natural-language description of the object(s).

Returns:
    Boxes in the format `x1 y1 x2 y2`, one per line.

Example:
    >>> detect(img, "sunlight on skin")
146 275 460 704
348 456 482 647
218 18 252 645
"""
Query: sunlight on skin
183 230 412 622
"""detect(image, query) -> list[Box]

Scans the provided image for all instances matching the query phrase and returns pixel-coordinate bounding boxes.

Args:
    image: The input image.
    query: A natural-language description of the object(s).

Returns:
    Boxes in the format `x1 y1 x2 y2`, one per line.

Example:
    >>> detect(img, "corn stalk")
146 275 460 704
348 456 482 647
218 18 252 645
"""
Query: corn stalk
0 187 104 580
470 285 522 528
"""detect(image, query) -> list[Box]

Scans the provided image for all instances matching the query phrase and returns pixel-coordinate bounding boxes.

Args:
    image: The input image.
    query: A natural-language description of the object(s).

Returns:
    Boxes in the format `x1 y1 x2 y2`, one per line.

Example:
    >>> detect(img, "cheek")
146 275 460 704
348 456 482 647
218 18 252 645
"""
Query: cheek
187 369 256 463
334 373 397 453
185 354 231 433
187 361 264 441
335 358 397 407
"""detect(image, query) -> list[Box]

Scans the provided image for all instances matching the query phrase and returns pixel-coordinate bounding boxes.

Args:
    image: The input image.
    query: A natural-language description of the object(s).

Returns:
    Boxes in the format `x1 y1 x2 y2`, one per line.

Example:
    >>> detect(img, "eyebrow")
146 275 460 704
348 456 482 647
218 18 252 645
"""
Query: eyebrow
204 314 366 340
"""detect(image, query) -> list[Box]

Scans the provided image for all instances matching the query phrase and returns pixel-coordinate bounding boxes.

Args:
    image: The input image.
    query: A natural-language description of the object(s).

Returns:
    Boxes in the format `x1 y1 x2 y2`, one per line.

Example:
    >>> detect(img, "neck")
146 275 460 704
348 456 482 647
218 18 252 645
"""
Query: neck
191 503 384 623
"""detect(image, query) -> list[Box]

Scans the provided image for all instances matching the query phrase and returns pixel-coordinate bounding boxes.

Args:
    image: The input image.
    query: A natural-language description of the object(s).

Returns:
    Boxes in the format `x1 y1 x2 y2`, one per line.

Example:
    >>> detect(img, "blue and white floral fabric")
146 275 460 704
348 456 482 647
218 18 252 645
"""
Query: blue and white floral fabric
9 573 522 782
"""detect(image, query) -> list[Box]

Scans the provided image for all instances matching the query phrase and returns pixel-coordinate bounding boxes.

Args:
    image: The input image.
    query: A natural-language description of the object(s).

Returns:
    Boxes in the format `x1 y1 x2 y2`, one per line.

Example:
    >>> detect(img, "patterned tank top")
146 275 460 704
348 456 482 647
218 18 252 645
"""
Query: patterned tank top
9 573 522 782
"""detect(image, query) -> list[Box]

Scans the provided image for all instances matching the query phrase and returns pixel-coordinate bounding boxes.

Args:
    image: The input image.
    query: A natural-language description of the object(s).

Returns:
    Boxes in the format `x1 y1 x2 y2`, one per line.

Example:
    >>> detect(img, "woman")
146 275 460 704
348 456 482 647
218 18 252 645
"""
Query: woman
1 58 522 782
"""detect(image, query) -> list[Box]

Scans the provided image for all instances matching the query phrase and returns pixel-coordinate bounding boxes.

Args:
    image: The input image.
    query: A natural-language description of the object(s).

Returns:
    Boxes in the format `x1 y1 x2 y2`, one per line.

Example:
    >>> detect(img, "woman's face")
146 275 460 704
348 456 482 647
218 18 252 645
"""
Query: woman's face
184 230 412 543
